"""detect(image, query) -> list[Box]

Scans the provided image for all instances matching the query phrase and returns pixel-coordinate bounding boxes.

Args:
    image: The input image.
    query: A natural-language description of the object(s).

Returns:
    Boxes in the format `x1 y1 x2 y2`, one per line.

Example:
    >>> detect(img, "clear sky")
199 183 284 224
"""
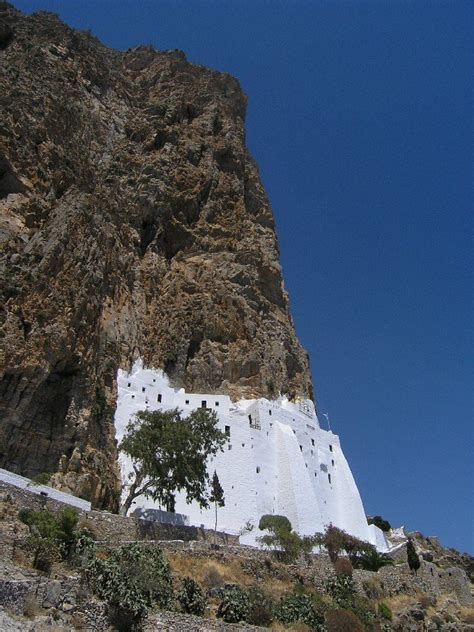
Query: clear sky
15 0 473 554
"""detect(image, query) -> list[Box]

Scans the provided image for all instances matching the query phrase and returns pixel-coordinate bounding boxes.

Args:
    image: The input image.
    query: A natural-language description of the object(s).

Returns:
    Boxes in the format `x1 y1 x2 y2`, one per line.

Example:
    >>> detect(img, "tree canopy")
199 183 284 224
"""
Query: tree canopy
119 407 227 515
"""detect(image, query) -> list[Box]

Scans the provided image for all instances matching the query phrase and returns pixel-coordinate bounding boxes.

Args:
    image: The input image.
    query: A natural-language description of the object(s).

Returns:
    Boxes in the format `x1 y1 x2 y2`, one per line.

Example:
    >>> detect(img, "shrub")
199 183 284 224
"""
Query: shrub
324 575 356 606
378 602 392 621
276 593 325 630
177 577 206 616
325 608 365 632
362 577 384 600
334 557 353 578
258 515 316 563
31 472 52 485
87 543 173 631
217 585 250 623
247 585 275 627
19 507 79 569
367 515 391 532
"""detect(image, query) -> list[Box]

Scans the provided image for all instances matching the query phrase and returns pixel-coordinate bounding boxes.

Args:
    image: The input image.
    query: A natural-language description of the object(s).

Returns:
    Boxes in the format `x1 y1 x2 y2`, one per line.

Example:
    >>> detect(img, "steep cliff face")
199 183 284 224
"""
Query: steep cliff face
0 4 313 508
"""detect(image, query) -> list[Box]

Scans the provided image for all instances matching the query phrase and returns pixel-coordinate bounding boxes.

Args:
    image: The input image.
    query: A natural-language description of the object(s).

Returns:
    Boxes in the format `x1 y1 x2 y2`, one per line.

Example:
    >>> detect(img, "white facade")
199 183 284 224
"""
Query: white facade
114 361 387 549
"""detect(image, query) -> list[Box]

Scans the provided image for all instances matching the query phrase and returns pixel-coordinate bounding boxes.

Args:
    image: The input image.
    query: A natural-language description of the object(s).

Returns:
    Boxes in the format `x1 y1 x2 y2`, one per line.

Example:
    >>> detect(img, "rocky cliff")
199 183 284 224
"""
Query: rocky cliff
0 4 313 508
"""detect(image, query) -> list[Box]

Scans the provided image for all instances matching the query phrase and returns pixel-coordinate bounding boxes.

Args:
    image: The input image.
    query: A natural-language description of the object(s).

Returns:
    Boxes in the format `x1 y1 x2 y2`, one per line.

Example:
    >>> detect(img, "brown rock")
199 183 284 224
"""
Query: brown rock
0 6 313 508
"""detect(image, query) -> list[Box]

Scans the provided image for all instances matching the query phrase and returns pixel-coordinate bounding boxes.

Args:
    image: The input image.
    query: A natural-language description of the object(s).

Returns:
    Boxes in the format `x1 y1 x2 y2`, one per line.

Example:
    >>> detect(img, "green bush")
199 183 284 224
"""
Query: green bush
247 585 275 627
378 602 392 621
177 577 206 616
276 593 326 630
355 548 394 571
217 585 250 624
18 507 79 567
367 515 391 532
31 472 52 485
258 514 316 563
324 575 356 606
87 543 173 631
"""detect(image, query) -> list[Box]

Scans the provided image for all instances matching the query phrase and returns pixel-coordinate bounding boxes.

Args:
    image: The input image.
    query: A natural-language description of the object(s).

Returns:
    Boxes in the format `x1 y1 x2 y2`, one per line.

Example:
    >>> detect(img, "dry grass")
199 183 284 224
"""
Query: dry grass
459 606 474 624
167 552 294 601
23 593 42 618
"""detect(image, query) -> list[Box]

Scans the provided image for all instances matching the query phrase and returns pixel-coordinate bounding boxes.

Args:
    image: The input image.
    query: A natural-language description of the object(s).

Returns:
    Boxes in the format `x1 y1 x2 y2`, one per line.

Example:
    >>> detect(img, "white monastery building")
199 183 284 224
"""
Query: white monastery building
114 361 388 550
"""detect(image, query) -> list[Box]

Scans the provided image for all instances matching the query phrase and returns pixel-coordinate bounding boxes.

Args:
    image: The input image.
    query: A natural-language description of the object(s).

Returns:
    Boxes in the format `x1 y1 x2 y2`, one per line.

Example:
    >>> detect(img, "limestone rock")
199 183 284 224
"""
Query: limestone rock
0 5 313 508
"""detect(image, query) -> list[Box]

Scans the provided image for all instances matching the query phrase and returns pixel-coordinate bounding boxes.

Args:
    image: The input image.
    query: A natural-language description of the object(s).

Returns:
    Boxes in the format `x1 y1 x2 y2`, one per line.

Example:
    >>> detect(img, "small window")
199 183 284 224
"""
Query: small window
270 422 273 427
269 410 272 416
311 439 315 446
242 443 245 447
299 445 303 452
153 378 156 382
225 425 230 436
201 400 207 408
314 472 317 477
328 473 332 484
127 382 131 388
215 401 219 407
329 444 333 452
142 387 146 393
131 395 135 399
256 466 260 474
331 459 334 466
248 414 252 424
157 394 162 403
228 444 232 450
185 399 189 404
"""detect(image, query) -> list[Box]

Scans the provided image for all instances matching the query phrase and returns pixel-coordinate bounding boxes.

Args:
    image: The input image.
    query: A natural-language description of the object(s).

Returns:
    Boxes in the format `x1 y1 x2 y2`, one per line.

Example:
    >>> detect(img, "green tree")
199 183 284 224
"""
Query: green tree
407 539 421 574
314 524 373 564
209 470 225 546
119 407 227 515
258 515 316 563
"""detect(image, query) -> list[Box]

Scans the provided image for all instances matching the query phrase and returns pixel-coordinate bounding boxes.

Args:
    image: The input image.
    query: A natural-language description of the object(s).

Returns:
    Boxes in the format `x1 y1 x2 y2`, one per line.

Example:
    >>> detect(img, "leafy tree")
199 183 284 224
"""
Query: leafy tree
258 515 316 563
367 515 391 532
314 524 373 563
119 407 227 515
209 470 225 546
407 538 421 574
355 548 394 571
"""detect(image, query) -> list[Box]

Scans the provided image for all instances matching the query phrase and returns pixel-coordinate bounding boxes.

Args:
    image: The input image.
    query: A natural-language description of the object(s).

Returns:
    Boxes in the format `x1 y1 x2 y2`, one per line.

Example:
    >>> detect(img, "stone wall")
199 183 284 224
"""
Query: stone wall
0 480 239 545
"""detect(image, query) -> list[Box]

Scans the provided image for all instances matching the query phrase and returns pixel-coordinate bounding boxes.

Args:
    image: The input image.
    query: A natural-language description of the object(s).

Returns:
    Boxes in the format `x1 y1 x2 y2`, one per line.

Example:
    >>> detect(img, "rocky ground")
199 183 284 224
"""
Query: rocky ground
0 1 312 508
0 483 473 631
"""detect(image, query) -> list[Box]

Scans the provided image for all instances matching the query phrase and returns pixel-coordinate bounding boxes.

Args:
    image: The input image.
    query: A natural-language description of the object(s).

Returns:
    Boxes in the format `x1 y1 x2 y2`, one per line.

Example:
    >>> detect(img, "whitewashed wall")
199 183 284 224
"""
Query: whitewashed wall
114 361 384 548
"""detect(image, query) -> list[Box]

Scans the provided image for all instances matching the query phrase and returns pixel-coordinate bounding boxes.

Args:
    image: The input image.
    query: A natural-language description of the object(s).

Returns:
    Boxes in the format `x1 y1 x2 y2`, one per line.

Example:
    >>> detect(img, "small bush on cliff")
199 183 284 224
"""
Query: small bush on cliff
177 577 206 616
276 592 326 630
315 524 372 564
334 557 353 577
367 515 392 532
19 507 79 570
217 585 250 623
247 585 275 626
87 543 173 631
355 548 394 571
324 575 356 606
31 472 52 485
378 602 392 621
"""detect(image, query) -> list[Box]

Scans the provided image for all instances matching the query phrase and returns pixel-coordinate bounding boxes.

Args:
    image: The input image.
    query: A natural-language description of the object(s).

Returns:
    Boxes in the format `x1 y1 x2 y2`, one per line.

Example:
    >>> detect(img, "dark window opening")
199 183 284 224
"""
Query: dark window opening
215 401 219 407
131 395 135 399
157 394 162 403
329 444 333 452
311 439 315 446
256 466 260 473
225 425 230 436
153 378 156 382
269 410 272 416
142 387 146 393
331 459 334 466
185 399 189 404
328 473 332 484
127 382 131 388
201 400 207 408
248 414 252 425
299 445 303 452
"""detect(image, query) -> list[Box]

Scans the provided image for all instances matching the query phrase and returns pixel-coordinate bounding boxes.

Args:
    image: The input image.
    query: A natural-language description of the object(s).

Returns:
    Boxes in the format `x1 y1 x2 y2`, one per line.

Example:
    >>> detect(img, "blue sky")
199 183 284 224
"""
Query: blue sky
15 0 473 554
